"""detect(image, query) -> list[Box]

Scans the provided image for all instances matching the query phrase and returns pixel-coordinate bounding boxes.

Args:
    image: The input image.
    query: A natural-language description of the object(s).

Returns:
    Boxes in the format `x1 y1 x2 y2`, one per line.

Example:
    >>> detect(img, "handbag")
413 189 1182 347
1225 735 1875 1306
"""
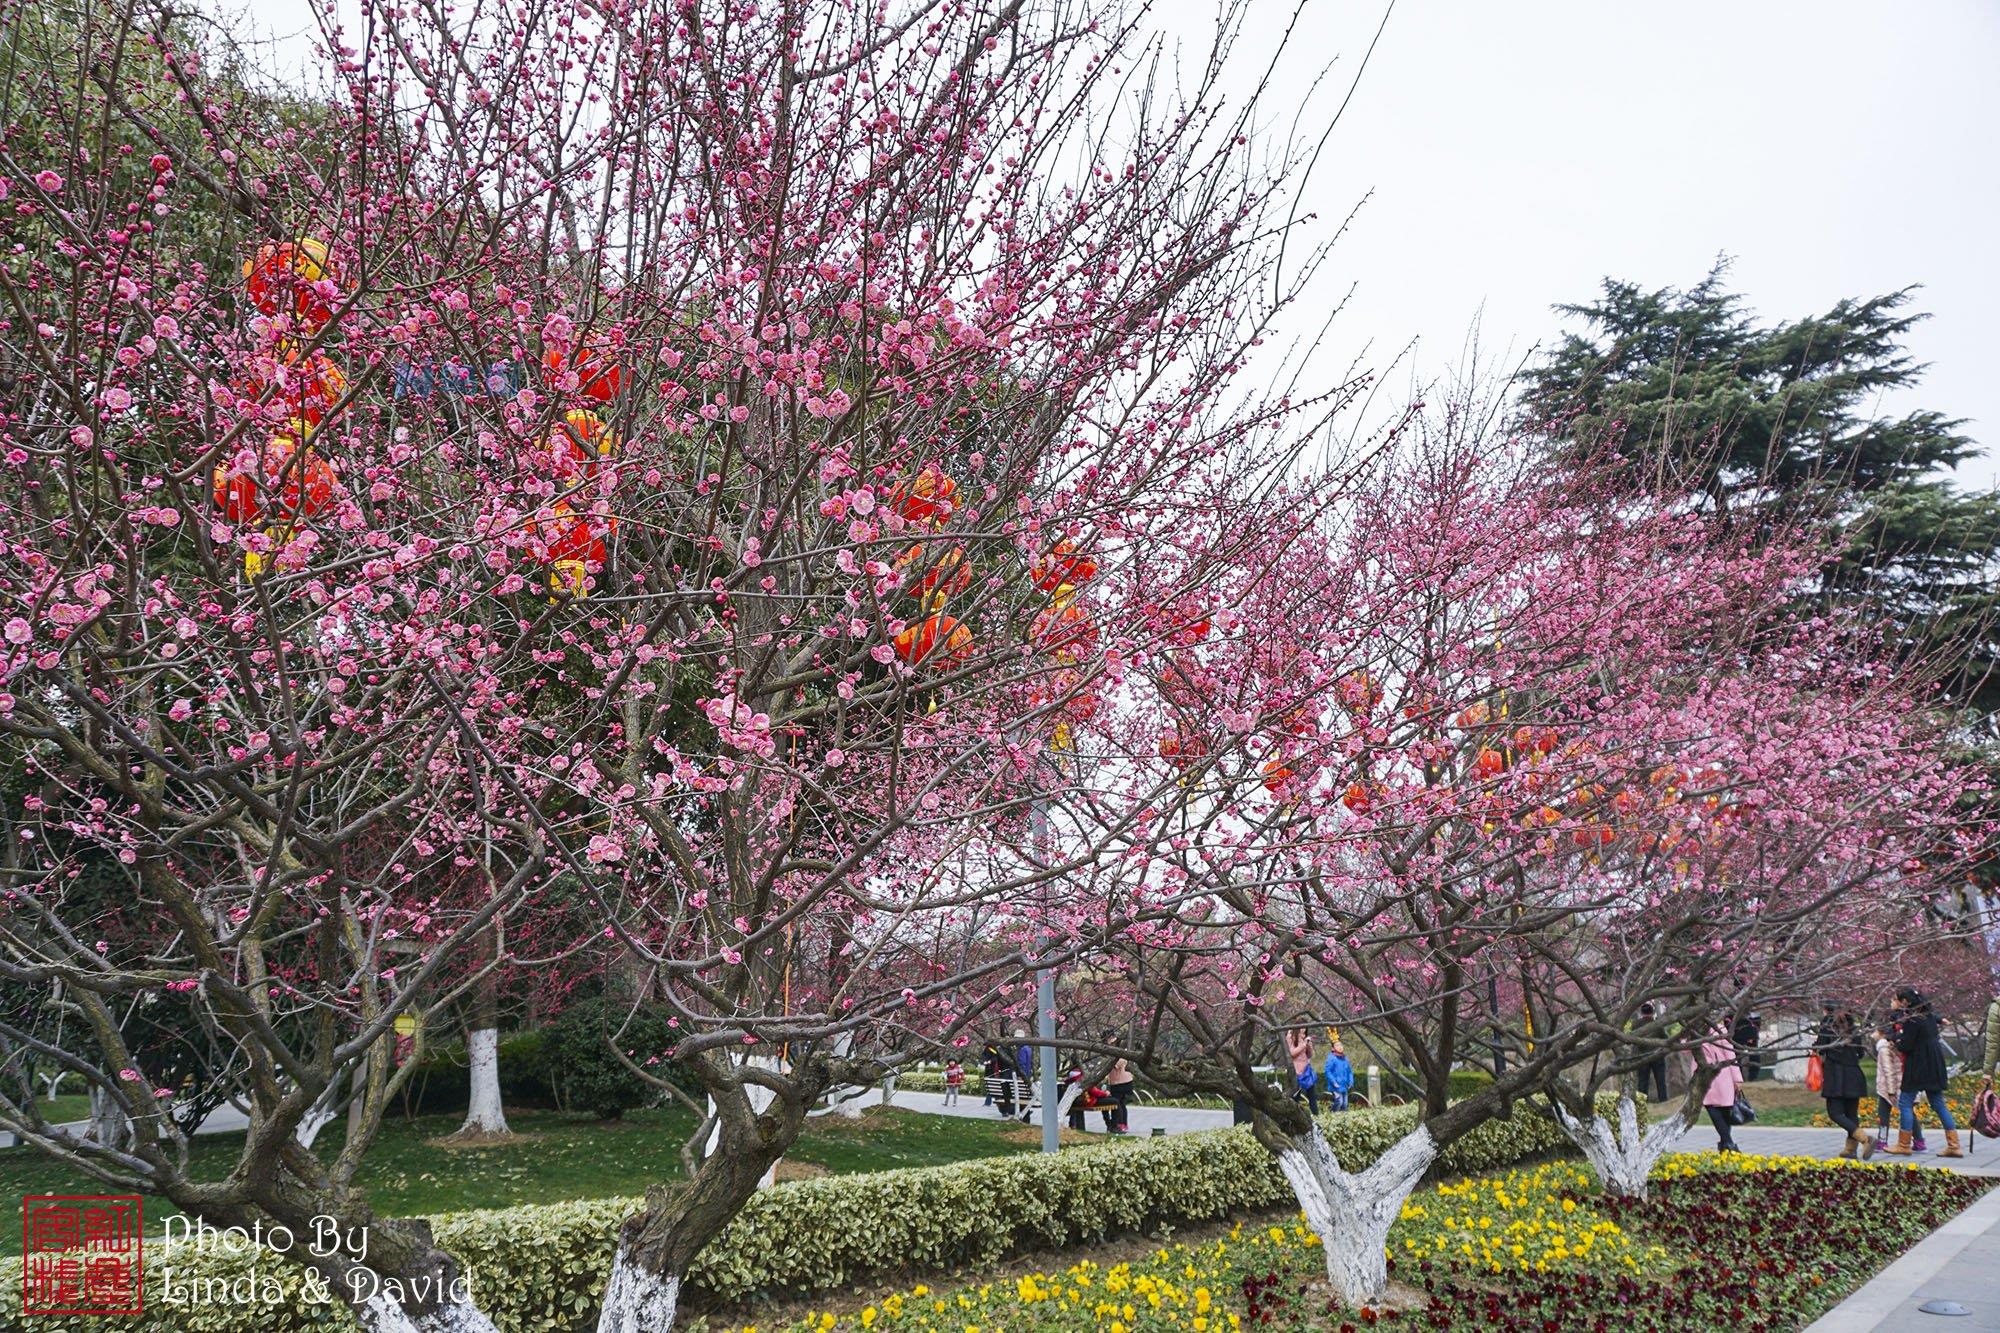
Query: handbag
1297 1064 1317 1091
1971 1086 2000 1139
1730 1090 1756 1126
1805 1052 1824 1093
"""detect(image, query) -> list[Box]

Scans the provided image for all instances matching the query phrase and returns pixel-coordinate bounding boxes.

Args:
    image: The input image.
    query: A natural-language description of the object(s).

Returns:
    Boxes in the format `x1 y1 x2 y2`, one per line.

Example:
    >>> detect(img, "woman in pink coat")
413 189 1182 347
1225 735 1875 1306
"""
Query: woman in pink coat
1700 1029 1745 1152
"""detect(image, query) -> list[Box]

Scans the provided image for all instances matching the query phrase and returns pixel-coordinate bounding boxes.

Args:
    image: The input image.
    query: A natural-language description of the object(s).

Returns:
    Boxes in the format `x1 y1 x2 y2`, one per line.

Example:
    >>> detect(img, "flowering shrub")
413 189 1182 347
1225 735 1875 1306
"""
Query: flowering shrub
729 1155 1984 1333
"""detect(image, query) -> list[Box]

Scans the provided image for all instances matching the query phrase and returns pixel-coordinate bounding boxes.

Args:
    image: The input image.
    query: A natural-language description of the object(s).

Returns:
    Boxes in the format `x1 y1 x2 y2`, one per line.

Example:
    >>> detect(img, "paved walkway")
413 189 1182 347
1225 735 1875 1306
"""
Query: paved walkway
886 1087 1234 1135
1673 1124 2000 1177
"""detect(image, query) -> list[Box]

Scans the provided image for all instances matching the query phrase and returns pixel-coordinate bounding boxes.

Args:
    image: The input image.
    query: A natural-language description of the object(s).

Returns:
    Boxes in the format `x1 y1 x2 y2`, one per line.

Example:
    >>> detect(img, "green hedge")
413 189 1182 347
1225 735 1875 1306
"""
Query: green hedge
0 1096 1607 1332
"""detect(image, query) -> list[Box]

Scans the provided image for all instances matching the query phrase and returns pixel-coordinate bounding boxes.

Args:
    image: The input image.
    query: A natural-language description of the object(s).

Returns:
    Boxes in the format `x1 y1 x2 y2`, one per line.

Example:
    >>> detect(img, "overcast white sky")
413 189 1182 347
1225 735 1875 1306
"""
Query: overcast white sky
227 0 2000 486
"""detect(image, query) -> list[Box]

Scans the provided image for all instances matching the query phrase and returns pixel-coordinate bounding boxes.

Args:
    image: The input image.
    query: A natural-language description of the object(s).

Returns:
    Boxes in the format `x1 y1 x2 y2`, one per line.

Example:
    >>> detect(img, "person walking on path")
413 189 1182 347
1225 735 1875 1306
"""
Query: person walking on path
1323 1040 1355 1112
981 1043 1003 1109
943 1059 965 1107
1873 1024 1903 1155
1814 1010 1873 1159
1888 987 1963 1158
1105 1043 1135 1134
1700 1026 1745 1153
1982 992 2000 1086
1285 1024 1319 1116
1635 1003 1670 1103
1010 1028 1037 1124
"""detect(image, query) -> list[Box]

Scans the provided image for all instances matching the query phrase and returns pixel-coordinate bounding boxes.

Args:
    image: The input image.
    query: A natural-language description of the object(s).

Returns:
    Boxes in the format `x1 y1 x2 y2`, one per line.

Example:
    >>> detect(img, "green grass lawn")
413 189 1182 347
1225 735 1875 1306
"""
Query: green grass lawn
0 1103 1051 1250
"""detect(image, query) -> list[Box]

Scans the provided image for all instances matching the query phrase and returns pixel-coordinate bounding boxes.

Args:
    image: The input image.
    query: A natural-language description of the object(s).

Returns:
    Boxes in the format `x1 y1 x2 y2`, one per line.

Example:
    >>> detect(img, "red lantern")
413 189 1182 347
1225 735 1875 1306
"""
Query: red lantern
1335 672 1384 713
889 465 957 526
238 342 346 427
526 500 608 597
534 410 617 484
1032 538 1098 592
243 239 342 328
544 344 624 403
1261 759 1294 793
894 544 972 602
894 614 973 666
1475 748 1505 777
211 433 340 523
1032 601 1098 660
1158 652 1209 709
1341 782 1372 812
1158 729 1208 769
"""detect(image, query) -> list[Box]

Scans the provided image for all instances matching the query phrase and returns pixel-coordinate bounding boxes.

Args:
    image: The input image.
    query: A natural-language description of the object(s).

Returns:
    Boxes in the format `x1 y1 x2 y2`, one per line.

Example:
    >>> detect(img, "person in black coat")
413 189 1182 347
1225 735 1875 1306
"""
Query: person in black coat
1888 987 1963 1158
1813 1010 1872 1159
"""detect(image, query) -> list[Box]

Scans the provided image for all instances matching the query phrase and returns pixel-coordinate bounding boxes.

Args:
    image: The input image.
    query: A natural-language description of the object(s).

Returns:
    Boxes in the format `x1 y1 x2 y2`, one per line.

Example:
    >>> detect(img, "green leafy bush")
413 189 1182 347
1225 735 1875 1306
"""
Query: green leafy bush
540 997 679 1120
0 1097 1612 1330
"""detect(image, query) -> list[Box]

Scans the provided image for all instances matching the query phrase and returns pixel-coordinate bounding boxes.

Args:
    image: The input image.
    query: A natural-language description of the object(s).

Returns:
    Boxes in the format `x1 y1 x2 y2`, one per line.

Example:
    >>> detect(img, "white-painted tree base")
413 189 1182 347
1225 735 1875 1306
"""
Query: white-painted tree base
1276 1122 1435 1307
461 1027 510 1136
594 1249 680 1333
357 1293 501 1333
1554 1091 1690 1199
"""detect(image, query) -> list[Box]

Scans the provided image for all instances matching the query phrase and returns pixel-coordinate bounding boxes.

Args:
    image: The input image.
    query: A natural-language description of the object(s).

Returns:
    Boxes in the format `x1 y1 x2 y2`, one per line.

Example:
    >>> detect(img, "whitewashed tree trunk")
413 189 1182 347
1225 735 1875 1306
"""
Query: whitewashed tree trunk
1553 1091 1692 1199
705 1054 780 1189
295 1068 349 1149
86 1086 133 1151
878 1072 898 1107
356 1293 503 1333
460 1027 509 1136
1276 1122 1436 1307
594 1246 680 1333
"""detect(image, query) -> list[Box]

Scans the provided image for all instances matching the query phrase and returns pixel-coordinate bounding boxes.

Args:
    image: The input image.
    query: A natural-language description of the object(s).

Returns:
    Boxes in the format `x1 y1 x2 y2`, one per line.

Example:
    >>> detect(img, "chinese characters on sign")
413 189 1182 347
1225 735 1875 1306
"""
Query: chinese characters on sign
21 1195 143 1316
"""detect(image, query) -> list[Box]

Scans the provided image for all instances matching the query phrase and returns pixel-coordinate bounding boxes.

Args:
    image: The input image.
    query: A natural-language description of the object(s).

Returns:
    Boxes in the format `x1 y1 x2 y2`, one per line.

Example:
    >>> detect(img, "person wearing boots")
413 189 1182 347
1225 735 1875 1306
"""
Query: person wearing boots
1888 987 1963 1158
1982 992 2000 1086
1814 1009 1872 1160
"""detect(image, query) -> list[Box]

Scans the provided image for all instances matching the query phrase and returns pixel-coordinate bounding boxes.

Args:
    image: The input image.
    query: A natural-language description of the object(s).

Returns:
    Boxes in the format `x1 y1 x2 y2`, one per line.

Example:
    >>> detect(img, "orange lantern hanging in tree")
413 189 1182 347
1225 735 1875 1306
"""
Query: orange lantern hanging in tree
526 500 609 598
238 341 347 428
889 464 957 526
243 238 343 329
894 543 972 609
1261 758 1294 793
1031 538 1097 593
893 614 973 667
1031 600 1098 661
544 343 624 403
535 409 618 484
211 430 341 524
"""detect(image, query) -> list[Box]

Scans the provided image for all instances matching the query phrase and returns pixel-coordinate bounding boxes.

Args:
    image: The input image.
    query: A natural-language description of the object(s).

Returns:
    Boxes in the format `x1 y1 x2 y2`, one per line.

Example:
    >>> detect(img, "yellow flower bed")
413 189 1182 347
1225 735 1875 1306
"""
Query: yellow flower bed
1394 1161 1665 1277
720 1152 1972 1333
727 1158 1714 1332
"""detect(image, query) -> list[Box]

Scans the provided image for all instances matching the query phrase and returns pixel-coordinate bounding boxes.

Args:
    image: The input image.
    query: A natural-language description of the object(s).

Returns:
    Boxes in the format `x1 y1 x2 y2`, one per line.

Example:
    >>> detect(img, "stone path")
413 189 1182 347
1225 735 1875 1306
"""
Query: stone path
886 1087 1235 1136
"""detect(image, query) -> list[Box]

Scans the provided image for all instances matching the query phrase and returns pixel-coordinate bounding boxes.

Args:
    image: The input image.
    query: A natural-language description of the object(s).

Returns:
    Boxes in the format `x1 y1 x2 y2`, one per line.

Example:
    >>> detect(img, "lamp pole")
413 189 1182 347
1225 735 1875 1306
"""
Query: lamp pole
1031 793 1059 1154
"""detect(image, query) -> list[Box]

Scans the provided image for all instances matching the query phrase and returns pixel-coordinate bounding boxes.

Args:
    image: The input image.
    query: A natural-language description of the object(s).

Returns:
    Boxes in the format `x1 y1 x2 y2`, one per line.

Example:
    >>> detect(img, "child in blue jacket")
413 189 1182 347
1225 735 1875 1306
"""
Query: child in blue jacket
1323 1041 1355 1111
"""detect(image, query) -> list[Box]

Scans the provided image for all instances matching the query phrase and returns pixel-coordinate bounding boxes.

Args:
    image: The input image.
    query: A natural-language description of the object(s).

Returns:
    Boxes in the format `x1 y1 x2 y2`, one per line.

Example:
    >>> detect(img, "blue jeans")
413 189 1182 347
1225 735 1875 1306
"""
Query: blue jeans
1900 1088 1956 1134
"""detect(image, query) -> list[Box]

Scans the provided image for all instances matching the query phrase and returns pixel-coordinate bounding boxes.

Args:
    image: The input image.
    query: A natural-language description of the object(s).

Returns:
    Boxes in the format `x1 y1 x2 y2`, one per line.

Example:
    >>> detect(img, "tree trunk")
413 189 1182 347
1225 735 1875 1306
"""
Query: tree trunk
461 991 509 1137
235 1189 497 1333
1274 1121 1435 1307
354 1292 502 1333
1553 1090 1692 1199
596 1118 787 1332
704 1054 780 1188
86 1086 133 1151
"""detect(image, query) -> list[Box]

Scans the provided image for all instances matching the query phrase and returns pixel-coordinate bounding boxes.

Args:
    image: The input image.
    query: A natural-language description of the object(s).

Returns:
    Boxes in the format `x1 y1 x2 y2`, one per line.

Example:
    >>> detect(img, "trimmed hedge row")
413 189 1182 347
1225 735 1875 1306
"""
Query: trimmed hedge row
0 1096 1609 1332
